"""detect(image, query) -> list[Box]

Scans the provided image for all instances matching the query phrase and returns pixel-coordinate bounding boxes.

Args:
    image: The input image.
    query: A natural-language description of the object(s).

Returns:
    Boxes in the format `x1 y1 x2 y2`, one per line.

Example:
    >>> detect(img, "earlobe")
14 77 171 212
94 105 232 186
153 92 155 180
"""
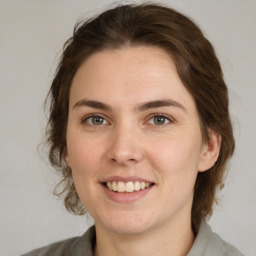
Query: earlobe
198 130 221 172
64 148 71 168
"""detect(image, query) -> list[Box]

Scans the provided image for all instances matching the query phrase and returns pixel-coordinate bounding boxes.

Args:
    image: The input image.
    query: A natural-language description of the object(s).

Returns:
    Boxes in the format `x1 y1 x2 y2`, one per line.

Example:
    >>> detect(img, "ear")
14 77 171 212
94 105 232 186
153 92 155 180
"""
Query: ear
198 130 221 172
64 148 71 168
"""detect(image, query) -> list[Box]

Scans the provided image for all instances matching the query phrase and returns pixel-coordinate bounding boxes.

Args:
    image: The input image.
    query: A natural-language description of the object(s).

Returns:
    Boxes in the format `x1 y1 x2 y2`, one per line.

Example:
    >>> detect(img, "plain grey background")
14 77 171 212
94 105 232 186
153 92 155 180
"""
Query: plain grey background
0 0 255 255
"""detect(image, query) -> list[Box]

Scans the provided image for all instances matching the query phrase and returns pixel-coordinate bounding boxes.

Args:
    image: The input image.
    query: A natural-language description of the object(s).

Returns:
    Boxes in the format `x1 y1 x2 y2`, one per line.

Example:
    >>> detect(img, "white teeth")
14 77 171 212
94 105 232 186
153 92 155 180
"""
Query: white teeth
112 181 117 191
126 181 134 193
105 181 151 193
107 182 112 190
117 181 126 192
134 181 140 191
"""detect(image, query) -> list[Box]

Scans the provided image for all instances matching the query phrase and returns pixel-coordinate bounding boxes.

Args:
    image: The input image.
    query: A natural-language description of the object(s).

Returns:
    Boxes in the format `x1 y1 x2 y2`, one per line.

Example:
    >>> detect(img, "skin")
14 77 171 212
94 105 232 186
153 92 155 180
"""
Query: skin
65 46 221 256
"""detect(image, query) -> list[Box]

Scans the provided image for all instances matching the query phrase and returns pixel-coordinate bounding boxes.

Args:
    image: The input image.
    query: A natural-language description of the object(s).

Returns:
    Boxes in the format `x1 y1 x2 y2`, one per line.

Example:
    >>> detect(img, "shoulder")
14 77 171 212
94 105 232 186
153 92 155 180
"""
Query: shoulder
188 221 244 256
21 237 79 256
21 226 96 256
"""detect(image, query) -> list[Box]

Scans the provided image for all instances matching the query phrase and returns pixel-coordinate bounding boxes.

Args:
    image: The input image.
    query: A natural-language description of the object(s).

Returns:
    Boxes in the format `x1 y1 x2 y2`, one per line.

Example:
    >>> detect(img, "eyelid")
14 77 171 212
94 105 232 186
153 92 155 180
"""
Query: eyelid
80 113 174 126
81 113 110 125
146 113 174 125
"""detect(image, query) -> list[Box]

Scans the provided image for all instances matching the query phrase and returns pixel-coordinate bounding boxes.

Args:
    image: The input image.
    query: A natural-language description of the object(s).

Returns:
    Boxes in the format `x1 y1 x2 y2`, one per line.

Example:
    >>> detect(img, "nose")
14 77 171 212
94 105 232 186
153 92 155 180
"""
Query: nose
107 124 143 165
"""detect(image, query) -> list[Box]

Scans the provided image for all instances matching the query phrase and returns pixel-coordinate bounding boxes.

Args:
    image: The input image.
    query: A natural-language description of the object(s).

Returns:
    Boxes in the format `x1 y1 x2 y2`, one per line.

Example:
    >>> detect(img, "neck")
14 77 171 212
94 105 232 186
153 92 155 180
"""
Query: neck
93 216 194 256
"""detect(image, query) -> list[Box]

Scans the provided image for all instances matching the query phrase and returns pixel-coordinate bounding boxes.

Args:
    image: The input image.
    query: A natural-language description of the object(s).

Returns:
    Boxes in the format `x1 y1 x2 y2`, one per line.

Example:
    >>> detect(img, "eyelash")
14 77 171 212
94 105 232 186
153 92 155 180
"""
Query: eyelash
147 114 173 126
81 114 108 126
81 113 173 127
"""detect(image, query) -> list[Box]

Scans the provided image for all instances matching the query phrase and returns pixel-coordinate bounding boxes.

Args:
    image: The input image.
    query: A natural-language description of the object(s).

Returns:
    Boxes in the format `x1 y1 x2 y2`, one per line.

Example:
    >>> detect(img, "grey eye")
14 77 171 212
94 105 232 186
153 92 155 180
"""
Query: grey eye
86 115 107 125
92 116 104 125
148 115 171 125
153 116 167 125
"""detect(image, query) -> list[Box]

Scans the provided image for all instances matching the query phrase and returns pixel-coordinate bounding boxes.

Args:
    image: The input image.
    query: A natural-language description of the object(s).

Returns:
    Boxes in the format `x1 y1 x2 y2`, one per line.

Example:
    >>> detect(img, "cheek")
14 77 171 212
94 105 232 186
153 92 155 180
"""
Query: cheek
152 134 201 167
66 132 104 178
149 133 202 188
66 135 104 207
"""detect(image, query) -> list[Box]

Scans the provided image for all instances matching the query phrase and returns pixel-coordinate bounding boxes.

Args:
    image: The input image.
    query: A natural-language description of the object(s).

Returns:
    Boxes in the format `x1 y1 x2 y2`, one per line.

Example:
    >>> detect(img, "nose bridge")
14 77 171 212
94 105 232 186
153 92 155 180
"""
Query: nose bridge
108 119 143 165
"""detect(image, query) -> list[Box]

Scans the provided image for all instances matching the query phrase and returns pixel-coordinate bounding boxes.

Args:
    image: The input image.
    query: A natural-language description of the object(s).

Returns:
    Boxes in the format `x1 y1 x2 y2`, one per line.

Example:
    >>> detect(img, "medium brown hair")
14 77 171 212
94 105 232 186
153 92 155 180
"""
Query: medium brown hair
46 2 235 232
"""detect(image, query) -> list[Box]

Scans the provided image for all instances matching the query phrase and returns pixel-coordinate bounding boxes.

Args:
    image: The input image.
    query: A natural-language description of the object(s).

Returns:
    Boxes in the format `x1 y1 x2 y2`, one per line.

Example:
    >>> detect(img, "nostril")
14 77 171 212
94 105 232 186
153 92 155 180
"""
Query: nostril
107 135 143 164
110 157 137 165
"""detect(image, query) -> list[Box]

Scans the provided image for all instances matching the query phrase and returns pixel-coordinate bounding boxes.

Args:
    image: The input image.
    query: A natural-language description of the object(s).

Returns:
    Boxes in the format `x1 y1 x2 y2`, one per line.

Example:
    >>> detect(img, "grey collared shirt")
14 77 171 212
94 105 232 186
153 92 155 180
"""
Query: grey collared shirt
188 221 244 256
21 221 244 256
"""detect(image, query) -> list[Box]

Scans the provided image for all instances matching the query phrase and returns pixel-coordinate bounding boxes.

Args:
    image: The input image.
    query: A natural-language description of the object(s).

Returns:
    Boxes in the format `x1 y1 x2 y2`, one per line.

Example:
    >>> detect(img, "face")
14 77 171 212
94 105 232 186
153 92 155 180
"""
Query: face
65 46 219 236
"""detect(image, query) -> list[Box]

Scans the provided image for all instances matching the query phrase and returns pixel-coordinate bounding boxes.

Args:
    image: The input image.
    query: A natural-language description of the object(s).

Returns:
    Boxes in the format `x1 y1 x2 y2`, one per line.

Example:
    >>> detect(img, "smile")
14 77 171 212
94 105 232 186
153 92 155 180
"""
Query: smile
104 181 153 193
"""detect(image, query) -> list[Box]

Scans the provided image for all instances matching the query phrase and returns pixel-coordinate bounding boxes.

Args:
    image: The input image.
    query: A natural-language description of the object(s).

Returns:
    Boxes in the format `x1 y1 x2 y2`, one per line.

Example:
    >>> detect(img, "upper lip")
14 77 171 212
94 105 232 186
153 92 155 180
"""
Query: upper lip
99 176 155 184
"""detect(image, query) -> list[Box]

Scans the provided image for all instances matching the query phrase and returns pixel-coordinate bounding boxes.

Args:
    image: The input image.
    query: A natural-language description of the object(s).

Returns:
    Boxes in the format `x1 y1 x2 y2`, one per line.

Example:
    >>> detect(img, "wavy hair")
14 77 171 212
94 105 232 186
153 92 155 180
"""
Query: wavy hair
46 2 235 232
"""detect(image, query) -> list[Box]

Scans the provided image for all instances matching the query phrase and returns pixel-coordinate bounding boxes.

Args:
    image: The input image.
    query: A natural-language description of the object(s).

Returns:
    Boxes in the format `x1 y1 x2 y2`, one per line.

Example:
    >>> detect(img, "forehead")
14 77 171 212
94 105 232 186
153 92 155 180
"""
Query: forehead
70 46 195 111
72 45 176 84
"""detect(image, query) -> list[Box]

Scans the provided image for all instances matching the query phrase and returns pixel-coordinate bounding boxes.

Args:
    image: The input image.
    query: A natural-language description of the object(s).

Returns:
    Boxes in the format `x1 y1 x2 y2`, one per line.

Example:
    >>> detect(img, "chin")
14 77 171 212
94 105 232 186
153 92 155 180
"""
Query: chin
108 222 151 236
96 210 155 236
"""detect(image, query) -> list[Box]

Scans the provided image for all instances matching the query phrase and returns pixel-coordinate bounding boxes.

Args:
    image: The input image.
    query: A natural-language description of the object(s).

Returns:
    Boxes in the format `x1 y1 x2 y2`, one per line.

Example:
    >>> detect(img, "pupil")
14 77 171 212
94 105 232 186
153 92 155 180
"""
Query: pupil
93 117 103 125
155 117 165 125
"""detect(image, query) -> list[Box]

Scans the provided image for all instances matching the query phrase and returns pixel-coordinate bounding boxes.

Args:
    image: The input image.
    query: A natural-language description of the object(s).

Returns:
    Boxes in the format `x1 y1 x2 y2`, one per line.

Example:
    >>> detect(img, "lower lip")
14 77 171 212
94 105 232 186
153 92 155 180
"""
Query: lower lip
101 184 154 203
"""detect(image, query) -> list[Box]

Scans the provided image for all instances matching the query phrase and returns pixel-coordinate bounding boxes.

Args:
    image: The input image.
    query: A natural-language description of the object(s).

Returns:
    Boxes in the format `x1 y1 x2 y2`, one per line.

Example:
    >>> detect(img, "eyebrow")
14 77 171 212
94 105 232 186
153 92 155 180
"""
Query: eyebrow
72 99 111 111
136 99 186 112
72 99 186 112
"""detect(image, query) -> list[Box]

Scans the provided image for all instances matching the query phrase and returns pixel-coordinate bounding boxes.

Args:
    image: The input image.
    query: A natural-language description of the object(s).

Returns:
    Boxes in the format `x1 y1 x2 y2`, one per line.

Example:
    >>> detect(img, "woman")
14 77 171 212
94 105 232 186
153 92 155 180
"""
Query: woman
22 2 244 256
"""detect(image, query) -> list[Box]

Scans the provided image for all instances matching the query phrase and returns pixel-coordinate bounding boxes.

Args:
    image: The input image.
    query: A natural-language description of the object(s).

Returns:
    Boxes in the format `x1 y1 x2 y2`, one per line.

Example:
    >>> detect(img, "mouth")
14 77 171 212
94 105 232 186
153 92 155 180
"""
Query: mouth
102 181 155 193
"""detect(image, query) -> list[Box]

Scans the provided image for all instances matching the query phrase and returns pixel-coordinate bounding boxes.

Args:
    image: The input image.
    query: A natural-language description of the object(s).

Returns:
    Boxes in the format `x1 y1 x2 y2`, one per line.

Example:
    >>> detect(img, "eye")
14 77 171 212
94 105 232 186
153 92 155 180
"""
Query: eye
147 114 172 126
82 115 108 126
